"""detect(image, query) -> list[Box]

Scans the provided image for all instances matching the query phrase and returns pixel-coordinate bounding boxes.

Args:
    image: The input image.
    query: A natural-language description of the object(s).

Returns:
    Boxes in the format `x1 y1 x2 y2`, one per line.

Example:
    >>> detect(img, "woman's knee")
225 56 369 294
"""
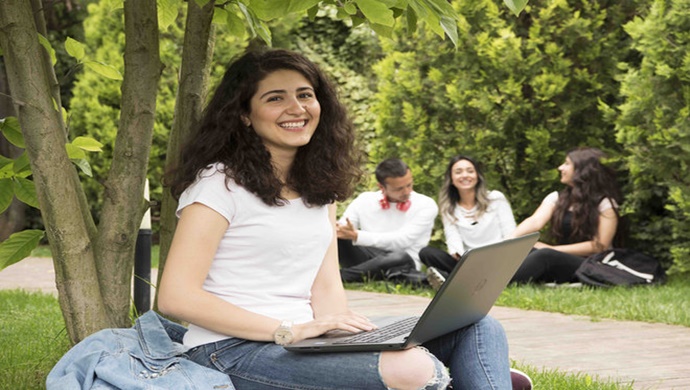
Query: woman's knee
380 348 450 390
529 248 560 261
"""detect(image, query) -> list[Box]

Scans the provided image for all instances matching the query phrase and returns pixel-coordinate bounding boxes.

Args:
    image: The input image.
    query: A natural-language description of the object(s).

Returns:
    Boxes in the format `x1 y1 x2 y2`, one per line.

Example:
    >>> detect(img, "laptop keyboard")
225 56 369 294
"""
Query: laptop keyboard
337 316 420 344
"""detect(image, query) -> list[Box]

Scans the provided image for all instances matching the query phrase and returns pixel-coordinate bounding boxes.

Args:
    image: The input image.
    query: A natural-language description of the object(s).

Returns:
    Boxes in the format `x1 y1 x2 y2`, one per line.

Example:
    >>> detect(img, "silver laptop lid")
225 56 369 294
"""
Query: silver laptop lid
405 232 538 346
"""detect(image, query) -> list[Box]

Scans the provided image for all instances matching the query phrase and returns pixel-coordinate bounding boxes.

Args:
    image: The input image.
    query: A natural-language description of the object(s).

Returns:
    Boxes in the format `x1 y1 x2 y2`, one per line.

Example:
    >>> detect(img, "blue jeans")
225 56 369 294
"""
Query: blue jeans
185 315 510 389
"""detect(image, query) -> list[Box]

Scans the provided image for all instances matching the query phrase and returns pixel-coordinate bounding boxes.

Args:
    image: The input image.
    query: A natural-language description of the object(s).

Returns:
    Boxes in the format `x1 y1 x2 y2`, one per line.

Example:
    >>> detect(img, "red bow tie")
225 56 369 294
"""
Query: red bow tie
380 197 411 212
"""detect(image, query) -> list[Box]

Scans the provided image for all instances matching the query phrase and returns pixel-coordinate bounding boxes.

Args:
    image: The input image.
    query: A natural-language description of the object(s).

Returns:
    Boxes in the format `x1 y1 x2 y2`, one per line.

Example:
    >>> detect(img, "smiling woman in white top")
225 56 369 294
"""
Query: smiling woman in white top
420 155 516 284
157 49 516 390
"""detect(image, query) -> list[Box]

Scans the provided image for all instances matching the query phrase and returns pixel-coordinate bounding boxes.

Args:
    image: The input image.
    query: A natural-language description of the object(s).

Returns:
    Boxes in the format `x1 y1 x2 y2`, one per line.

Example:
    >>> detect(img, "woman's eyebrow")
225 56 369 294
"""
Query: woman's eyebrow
259 89 286 99
259 86 314 99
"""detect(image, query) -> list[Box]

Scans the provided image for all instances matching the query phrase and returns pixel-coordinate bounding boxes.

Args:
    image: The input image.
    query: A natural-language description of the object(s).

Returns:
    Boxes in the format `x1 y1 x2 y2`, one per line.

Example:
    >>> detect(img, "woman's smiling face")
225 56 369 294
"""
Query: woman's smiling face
246 69 321 155
451 159 478 192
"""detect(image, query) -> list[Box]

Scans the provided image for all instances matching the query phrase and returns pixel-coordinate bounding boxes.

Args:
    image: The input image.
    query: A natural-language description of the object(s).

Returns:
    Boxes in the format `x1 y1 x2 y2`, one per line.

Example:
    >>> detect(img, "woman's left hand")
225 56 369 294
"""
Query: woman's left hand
533 241 552 249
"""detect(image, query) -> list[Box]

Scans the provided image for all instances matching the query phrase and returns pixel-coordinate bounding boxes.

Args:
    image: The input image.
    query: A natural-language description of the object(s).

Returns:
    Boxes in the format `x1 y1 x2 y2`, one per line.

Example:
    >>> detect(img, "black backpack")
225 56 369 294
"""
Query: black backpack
574 248 666 287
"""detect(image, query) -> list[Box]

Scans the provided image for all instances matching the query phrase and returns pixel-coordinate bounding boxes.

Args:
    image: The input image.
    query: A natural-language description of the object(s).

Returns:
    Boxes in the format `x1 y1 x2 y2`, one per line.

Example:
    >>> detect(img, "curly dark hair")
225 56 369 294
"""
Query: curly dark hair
551 147 621 244
166 48 362 206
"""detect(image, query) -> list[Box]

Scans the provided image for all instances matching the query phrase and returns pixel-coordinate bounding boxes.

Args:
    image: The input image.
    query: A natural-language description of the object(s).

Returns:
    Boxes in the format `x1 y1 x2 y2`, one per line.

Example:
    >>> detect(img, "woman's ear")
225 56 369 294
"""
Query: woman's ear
241 115 251 127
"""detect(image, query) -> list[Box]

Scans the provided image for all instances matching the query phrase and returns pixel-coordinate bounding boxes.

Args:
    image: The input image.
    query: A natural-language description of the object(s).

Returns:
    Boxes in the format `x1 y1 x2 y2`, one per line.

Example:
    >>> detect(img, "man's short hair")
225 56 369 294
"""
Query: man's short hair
375 158 410 185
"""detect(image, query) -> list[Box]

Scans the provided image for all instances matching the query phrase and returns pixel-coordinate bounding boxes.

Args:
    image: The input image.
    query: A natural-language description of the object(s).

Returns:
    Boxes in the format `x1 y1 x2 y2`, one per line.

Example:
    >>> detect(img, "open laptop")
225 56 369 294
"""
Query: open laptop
285 232 538 353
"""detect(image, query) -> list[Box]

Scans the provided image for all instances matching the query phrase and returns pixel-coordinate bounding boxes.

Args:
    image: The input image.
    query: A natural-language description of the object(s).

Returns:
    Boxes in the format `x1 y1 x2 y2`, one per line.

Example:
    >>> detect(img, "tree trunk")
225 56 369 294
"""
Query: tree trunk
0 0 109 343
95 0 162 327
156 0 216 309
0 61 26 240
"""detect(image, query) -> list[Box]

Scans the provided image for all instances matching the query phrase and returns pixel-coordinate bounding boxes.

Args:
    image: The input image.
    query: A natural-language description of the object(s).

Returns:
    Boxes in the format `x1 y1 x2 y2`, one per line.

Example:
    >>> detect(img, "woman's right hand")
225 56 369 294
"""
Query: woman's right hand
292 311 377 343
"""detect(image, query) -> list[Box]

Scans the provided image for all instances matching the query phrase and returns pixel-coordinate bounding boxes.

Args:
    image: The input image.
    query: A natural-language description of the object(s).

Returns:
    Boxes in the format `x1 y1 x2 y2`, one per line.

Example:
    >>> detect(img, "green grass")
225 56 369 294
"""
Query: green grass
0 290 70 390
513 363 634 390
346 273 690 327
497 274 690 327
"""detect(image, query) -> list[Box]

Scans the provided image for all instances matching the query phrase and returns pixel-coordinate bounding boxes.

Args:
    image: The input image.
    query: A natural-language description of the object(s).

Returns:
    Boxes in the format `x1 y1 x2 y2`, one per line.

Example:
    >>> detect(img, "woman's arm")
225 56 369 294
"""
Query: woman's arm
510 199 555 238
441 213 464 258
543 208 618 256
310 204 349 316
305 204 377 337
158 203 283 341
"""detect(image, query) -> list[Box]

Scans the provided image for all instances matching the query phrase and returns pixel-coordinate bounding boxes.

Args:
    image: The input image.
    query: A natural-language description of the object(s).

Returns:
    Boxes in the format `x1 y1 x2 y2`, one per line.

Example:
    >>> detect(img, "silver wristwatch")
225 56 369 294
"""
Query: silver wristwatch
273 320 294 345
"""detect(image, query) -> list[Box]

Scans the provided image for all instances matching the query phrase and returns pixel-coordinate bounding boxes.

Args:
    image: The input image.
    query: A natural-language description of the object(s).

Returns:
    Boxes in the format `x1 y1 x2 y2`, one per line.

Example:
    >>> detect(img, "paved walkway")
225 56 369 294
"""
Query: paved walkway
2 257 689 389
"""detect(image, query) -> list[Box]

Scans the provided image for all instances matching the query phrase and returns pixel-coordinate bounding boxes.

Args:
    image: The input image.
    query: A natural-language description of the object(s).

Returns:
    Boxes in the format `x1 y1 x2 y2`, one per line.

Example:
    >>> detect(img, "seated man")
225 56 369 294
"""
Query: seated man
337 158 438 283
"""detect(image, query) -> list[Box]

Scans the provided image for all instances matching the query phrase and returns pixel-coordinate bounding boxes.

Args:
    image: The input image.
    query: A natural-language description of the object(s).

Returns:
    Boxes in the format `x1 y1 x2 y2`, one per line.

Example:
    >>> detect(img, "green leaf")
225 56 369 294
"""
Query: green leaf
65 37 86 61
0 155 11 169
406 6 418 35
439 15 458 46
158 0 181 31
0 158 13 179
223 9 247 38
61 106 69 126
248 0 289 20
0 116 24 148
0 178 12 214
503 0 529 16
65 143 86 160
84 61 123 80
354 0 395 27
307 5 319 20
0 229 45 270
254 20 272 45
369 22 394 39
407 0 441 36
287 0 322 13
194 0 211 7
37 33 57 65
71 136 104 152
238 3 272 45
72 159 93 177
344 2 357 15
12 152 32 177
12 177 39 209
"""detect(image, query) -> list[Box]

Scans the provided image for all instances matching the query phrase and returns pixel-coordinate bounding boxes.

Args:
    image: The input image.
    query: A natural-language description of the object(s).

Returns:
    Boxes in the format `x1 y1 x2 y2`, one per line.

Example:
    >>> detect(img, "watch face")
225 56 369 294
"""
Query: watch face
275 322 294 345
275 330 293 345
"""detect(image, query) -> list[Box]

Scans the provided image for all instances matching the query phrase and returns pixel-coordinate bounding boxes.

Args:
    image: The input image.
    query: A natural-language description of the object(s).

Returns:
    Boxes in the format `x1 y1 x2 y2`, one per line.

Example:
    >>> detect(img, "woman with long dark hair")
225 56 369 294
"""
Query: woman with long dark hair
510 147 622 284
421 155 516 288
158 48 518 389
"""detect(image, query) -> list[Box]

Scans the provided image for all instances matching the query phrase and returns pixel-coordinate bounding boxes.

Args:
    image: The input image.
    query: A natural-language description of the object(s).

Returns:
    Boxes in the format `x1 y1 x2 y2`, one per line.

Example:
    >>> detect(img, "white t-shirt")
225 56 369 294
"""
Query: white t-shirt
338 191 438 269
442 190 516 256
177 164 332 347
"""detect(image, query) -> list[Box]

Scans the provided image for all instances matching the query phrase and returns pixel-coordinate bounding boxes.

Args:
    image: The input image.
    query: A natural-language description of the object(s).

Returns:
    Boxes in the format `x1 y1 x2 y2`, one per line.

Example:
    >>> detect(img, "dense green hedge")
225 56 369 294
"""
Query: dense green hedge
611 0 690 273
62 1 688 273
369 0 688 273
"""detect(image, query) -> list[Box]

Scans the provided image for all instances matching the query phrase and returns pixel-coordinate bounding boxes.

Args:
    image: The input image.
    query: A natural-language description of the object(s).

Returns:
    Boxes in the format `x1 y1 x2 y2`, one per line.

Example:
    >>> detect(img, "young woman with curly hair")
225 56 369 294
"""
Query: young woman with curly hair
158 48 518 389
510 147 622 284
